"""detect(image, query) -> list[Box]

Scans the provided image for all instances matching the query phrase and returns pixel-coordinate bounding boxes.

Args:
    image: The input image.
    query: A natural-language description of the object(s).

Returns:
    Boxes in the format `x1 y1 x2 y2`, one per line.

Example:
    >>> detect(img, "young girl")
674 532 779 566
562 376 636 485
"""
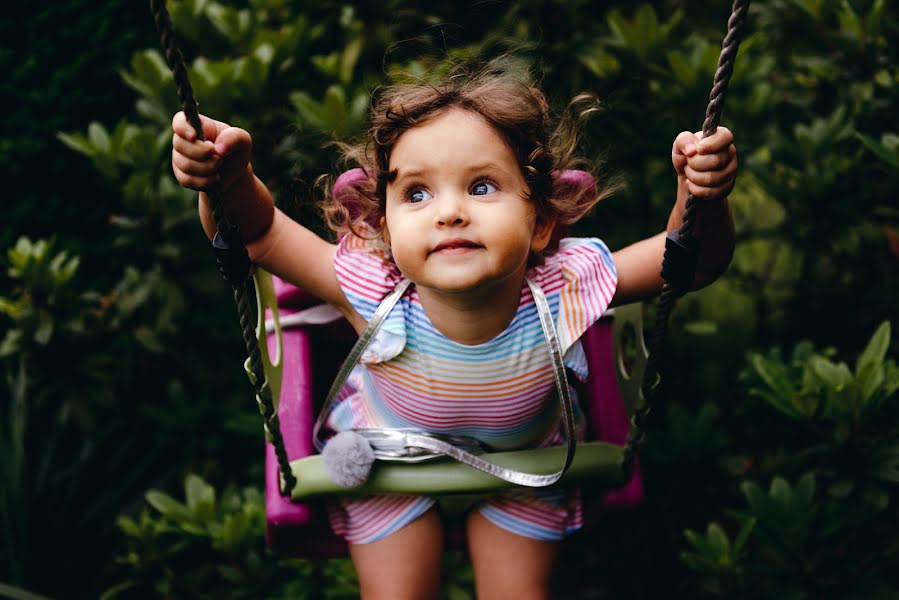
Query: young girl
171 64 736 599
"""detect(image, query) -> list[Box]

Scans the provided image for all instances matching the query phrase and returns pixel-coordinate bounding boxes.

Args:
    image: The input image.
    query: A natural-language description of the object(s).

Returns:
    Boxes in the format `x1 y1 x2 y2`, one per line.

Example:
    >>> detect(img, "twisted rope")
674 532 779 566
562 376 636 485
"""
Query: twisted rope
149 0 297 495
623 0 751 473
150 0 749 494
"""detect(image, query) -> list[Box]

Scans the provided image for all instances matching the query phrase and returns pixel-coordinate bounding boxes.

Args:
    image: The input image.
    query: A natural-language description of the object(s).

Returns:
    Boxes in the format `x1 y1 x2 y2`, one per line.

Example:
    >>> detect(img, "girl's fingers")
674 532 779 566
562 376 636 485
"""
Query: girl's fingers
685 144 736 172
171 111 230 143
172 132 218 161
172 147 220 177
684 163 736 188
672 130 700 155
171 165 219 191
696 126 734 154
686 177 735 200
684 165 737 198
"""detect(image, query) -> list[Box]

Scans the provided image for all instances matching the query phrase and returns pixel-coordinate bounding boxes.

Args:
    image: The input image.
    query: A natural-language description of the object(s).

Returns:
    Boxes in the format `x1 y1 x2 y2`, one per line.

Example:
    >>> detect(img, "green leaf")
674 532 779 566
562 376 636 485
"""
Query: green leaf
733 517 756 553
827 477 855 498
290 91 329 132
666 50 697 86
857 133 899 168
684 528 710 554
134 327 165 353
749 353 797 412
56 131 94 157
340 36 364 84
809 356 852 390
0 582 55 600
146 490 195 525
770 476 792 509
706 522 730 557
184 473 216 520
794 472 816 509
33 313 54 345
577 44 621 78
323 85 350 136
684 320 718 335
855 321 890 376
87 122 111 154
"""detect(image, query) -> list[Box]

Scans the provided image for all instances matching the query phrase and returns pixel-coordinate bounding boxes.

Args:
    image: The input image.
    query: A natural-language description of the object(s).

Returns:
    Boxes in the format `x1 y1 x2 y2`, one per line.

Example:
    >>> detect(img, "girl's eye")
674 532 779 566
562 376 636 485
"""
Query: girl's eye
408 188 432 203
470 180 497 196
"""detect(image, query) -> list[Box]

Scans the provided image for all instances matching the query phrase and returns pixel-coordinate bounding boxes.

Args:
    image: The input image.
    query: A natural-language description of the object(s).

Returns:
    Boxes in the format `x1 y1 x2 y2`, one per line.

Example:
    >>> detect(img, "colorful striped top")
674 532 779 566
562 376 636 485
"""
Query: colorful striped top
327 232 618 451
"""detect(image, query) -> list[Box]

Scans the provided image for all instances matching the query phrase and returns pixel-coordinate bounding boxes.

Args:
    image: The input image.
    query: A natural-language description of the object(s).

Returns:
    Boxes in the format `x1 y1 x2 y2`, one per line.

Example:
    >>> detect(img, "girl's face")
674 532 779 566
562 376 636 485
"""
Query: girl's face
382 108 553 298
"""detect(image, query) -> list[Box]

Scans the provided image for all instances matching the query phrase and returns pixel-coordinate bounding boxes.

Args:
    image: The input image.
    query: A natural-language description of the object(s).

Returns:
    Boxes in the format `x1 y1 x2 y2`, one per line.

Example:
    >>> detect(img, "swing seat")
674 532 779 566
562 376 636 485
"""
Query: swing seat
255 271 646 557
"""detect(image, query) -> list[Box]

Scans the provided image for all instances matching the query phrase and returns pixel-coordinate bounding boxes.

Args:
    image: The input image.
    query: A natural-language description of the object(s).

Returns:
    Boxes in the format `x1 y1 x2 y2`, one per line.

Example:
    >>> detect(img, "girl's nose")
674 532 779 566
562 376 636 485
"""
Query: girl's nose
434 194 469 227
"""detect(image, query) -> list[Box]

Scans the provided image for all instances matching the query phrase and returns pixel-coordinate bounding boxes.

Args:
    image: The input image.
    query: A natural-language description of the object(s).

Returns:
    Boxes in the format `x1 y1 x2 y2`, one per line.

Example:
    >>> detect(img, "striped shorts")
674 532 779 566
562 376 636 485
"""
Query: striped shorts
327 487 582 545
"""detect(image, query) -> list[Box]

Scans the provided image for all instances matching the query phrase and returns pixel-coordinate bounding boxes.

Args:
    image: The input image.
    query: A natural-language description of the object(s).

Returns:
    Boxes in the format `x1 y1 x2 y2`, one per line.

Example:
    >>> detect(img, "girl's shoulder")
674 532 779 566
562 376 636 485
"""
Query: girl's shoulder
528 237 617 296
333 227 404 320
333 227 407 363
529 237 618 380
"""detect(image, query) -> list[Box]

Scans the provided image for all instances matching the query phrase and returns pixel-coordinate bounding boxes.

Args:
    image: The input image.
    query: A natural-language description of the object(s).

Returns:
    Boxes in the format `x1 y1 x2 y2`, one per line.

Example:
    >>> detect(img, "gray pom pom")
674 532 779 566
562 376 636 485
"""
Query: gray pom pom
321 431 375 488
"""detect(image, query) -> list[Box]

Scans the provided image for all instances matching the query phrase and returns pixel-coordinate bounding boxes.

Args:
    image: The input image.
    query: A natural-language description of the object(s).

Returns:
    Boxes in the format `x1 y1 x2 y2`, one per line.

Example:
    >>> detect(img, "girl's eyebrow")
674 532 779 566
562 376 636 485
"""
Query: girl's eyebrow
391 162 510 187
390 167 428 186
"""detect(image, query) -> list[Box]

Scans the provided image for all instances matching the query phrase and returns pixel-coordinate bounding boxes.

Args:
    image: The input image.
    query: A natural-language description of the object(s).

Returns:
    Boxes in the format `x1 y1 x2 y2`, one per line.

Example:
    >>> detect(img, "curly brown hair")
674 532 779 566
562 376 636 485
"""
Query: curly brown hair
319 60 618 258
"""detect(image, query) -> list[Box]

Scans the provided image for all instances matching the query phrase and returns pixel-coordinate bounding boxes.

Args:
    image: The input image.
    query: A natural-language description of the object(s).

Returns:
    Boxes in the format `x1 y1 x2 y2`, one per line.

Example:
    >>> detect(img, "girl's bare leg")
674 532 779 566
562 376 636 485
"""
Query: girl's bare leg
348 508 444 600
466 510 560 600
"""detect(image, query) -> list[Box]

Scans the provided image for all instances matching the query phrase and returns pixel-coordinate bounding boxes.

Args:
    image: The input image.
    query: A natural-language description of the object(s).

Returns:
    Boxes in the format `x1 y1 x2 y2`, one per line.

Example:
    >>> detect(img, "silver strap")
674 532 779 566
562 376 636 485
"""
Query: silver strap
313 278 576 488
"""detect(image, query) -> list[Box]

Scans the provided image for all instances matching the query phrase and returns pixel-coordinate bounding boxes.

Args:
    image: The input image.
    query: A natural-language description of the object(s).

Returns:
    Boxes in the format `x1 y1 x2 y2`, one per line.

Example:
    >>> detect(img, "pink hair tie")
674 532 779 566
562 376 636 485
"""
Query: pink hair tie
552 169 596 207
332 167 368 200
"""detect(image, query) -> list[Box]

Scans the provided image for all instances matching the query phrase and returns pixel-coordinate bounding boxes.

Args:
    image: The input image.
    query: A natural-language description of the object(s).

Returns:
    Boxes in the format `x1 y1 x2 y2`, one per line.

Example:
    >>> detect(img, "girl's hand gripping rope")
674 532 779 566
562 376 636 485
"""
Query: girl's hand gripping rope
171 111 274 242
671 126 738 200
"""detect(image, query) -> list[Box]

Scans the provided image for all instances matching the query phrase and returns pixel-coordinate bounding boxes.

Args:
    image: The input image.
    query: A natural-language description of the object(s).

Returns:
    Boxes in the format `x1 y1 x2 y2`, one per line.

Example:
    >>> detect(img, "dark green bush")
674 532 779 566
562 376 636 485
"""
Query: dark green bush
3 0 896 597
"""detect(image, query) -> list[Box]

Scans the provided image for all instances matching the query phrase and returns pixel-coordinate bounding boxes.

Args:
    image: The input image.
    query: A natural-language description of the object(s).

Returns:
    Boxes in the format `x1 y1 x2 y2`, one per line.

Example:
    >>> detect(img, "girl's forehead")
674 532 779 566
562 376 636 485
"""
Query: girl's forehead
388 108 519 171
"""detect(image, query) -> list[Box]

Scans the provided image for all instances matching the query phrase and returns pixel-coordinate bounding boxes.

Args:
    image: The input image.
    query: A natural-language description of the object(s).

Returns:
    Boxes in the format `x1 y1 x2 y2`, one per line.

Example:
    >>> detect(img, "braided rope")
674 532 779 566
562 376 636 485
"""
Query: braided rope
151 0 748 493
623 0 751 473
149 0 297 495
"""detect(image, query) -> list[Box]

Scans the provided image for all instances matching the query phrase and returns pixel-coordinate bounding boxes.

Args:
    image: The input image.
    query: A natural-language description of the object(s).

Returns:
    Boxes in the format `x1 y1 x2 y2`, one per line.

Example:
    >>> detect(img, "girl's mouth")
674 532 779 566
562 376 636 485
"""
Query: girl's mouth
431 238 483 254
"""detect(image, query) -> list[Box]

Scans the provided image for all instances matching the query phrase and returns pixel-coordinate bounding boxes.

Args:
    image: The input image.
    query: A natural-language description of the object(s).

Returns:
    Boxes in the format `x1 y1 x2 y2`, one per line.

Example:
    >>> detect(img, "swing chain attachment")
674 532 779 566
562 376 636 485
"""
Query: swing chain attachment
660 231 698 292
150 0 297 496
623 0 751 476
212 226 253 286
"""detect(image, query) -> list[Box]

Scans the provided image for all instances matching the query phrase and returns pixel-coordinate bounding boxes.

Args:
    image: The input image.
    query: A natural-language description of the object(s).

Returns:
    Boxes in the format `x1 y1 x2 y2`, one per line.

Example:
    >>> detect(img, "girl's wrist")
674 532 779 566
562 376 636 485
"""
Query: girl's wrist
198 166 275 243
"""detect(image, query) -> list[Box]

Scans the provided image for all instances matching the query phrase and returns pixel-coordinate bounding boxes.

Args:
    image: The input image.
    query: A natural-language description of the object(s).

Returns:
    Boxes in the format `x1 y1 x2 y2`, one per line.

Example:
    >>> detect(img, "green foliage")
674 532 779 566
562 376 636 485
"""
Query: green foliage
4 0 897 597
680 324 899 598
107 472 474 598
681 519 755 595
747 322 898 423
104 473 358 599
0 238 81 355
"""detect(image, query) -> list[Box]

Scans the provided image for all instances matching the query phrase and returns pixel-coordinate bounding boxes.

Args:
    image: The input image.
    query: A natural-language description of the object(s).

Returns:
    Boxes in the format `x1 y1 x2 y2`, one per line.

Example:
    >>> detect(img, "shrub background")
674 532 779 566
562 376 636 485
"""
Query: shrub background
2 1 897 598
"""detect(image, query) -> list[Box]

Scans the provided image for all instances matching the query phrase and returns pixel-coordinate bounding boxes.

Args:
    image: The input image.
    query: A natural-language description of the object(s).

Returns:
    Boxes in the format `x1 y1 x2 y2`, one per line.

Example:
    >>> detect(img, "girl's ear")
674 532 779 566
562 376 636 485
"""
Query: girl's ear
530 215 555 253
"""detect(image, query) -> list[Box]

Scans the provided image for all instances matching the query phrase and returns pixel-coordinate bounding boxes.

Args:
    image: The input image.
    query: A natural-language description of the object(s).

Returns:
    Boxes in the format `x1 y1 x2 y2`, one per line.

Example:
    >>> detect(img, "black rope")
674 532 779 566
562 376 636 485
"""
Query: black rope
151 0 749 494
149 0 297 496
622 0 751 474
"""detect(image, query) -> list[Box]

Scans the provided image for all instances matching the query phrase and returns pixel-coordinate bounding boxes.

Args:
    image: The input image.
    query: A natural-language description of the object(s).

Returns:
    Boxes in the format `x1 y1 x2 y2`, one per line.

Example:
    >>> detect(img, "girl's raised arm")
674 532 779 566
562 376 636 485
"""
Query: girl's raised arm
172 111 363 328
611 126 736 306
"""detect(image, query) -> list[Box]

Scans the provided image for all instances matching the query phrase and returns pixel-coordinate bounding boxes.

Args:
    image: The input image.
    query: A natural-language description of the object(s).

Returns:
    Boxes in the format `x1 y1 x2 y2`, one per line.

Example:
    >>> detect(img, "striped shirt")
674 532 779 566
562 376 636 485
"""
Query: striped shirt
325 231 617 544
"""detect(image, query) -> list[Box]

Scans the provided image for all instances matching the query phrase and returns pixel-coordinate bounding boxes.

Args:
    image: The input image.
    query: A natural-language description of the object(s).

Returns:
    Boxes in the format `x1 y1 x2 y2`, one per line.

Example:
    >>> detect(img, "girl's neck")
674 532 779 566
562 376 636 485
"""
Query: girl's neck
415 274 524 346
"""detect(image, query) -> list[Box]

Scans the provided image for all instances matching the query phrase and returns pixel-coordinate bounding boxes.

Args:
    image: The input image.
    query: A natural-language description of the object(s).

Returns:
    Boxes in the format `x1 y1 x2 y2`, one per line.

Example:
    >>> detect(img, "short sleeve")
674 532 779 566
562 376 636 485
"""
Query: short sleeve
528 238 618 380
333 228 408 363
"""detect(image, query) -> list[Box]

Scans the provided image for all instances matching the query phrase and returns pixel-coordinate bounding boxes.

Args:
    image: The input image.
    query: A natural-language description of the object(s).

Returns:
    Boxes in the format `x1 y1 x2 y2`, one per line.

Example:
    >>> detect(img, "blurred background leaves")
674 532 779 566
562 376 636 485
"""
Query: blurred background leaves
2 0 897 597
